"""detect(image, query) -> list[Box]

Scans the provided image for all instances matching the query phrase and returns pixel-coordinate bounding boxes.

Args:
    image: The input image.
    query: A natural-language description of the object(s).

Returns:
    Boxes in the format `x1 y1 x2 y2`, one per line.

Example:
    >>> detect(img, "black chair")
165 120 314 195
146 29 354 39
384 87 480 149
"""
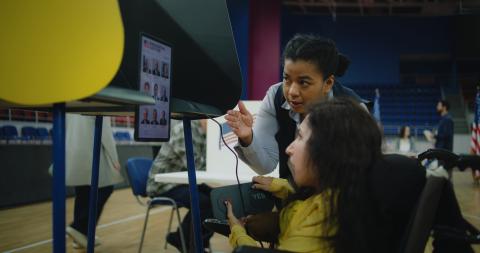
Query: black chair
398 149 478 253
400 176 447 253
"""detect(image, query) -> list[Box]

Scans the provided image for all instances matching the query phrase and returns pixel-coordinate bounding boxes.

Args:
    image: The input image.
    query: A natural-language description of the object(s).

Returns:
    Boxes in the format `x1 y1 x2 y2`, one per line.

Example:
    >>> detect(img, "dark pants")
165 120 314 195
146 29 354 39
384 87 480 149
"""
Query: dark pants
159 184 213 246
70 185 114 235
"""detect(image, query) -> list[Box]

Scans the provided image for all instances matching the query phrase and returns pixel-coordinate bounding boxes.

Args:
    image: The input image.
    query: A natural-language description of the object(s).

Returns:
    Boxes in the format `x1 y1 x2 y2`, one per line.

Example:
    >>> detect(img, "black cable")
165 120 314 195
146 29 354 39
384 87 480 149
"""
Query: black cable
208 117 247 217
209 116 269 247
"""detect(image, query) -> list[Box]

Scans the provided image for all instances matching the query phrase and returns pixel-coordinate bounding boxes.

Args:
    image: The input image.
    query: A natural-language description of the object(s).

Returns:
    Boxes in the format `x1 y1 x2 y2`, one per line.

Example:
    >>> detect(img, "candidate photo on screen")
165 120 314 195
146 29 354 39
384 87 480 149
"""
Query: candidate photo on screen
161 62 169 79
153 83 160 101
141 108 150 124
153 60 161 76
151 109 160 125
143 82 151 95
159 110 167 126
142 55 149 73
159 86 168 102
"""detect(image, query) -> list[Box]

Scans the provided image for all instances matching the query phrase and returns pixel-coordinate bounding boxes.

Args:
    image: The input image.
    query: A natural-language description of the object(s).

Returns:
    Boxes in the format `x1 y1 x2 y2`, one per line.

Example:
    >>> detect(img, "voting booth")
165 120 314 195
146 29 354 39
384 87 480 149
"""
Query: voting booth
1 1 242 252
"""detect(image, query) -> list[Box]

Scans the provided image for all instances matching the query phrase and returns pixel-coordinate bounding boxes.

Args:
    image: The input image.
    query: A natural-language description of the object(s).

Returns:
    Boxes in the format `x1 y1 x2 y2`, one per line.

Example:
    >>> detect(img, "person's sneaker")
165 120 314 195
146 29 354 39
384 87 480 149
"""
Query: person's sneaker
72 237 101 249
72 241 83 249
66 226 101 248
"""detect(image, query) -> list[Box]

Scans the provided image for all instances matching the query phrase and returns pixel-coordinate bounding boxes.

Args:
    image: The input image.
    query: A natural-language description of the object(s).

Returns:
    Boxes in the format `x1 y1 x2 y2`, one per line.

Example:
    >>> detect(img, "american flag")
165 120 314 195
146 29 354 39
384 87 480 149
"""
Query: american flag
219 114 257 149
373 89 381 123
219 122 238 148
471 87 480 155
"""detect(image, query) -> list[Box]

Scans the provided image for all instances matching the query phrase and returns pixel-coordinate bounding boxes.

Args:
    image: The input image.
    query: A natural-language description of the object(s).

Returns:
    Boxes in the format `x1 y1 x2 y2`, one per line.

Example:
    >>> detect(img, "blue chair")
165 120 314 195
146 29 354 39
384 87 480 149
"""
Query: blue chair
121 131 132 141
21 126 36 140
114 131 132 141
2 125 18 141
125 157 186 253
36 127 50 140
114 132 124 141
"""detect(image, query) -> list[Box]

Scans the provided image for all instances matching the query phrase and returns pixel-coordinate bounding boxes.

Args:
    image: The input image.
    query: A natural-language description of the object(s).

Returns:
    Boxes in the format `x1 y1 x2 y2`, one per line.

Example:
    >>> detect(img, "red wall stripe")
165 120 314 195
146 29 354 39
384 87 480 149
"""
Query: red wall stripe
248 0 281 100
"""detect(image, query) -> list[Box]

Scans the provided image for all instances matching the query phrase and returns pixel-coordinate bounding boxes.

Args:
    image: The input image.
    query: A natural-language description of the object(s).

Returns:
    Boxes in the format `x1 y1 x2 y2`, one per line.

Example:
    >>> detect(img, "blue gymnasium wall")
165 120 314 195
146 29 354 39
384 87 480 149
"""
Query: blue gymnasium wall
227 0 249 99
281 14 454 86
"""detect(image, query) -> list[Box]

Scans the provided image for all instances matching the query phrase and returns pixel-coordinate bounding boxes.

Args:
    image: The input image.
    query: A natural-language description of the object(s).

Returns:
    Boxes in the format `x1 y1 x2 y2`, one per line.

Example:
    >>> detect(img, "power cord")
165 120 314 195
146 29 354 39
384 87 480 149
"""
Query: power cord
208 117 247 217
208 116 270 248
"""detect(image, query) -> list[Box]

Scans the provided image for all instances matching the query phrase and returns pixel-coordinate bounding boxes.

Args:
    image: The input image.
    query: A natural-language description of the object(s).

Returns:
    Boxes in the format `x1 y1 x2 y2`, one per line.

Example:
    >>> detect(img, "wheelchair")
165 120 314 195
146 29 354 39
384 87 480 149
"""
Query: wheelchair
209 149 480 253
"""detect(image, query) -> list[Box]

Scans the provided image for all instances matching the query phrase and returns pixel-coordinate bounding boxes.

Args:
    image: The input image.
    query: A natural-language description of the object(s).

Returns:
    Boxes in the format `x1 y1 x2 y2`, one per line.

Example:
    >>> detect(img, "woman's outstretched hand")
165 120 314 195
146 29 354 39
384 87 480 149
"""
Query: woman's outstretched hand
224 101 254 146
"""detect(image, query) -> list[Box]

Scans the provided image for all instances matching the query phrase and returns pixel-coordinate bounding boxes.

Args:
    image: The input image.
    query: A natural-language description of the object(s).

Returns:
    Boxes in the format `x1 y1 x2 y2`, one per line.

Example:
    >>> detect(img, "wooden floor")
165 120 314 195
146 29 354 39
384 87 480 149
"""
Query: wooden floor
1 170 479 253
0 189 232 253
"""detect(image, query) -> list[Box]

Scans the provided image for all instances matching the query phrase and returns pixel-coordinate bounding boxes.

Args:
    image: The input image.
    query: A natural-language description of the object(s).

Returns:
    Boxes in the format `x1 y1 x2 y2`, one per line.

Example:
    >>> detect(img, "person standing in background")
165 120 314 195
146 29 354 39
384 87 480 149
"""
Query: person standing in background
59 115 124 249
424 100 454 151
424 100 455 177
434 100 454 151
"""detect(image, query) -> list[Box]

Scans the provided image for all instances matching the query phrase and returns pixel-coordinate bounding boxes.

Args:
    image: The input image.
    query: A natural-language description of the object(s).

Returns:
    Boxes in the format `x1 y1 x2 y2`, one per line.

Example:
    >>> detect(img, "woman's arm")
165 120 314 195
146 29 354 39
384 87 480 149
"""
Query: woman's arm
252 176 294 200
225 201 259 248
229 225 259 248
233 84 283 175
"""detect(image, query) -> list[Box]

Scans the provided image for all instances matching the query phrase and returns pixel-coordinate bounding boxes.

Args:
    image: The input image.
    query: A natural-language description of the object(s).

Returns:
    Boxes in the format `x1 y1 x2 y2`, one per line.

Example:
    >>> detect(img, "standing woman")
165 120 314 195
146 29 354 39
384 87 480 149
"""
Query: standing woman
226 34 365 181
63 115 124 249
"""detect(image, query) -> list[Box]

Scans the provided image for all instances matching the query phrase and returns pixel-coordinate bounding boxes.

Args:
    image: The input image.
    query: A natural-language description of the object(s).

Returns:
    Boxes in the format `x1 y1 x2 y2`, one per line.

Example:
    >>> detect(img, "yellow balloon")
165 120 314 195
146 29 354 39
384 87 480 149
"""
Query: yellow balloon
0 0 124 105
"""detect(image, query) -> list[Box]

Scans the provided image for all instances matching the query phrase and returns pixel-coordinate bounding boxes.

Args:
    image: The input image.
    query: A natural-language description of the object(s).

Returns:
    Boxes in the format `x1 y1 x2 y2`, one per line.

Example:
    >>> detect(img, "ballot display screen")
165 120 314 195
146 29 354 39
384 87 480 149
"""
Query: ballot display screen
135 34 172 141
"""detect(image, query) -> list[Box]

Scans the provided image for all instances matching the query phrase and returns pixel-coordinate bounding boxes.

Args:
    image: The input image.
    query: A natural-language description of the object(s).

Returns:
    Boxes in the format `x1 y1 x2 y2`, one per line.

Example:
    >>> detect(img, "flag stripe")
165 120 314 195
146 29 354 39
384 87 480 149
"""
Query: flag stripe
471 90 480 155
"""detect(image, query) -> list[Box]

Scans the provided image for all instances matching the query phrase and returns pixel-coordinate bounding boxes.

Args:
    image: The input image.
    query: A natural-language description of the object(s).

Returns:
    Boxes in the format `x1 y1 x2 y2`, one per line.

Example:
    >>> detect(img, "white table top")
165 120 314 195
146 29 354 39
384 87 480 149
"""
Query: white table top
154 171 256 185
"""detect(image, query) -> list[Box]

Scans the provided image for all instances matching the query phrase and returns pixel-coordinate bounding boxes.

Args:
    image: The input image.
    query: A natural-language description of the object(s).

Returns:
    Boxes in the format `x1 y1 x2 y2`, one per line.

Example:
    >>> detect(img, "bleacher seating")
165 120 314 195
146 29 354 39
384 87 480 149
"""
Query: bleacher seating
21 127 37 141
37 111 52 122
112 116 135 127
23 111 35 121
1 125 19 141
459 78 477 111
114 131 132 141
11 110 25 121
353 84 441 136
36 127 50 141
0 109 9 120
0 125 52 142
0 109 53 123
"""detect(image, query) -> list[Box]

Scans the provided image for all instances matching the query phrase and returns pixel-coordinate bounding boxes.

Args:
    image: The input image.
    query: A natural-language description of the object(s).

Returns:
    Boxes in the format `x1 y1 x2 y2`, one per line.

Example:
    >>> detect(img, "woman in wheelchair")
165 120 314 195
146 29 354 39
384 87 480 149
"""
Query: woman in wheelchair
225 98 386 253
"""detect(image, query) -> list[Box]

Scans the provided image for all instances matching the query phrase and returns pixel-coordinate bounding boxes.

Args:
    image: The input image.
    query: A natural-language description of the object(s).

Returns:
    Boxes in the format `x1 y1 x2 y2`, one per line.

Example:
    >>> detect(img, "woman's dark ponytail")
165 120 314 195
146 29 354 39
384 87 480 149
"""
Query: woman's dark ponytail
335 53 350 77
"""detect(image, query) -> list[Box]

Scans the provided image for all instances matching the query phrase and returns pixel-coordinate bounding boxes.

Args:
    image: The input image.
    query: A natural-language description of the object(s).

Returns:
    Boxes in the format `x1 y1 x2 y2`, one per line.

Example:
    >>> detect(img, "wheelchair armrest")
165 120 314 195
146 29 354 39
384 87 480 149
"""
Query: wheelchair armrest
417 149 460 170
203 218 230 237
233 246 292 253
457 155 480 171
